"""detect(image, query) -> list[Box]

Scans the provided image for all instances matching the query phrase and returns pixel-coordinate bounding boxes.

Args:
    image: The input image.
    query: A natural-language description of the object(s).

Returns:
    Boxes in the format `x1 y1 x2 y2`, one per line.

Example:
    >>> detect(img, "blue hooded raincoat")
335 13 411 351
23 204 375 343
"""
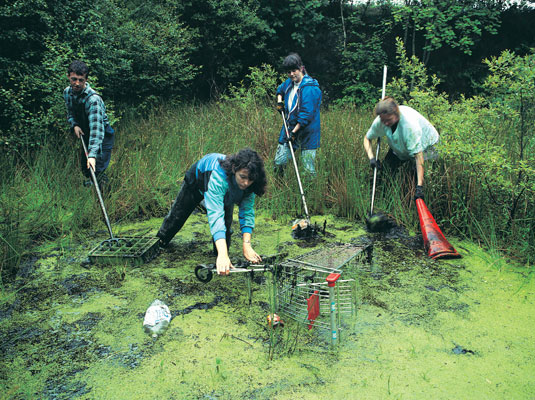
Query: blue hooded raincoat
277 74 322 150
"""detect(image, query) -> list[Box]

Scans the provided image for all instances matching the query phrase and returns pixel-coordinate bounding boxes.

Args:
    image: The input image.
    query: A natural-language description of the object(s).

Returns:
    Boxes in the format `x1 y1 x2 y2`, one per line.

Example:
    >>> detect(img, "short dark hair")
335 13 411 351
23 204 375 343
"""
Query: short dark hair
282 53 304 72
220 148 267 196
68 60 89 78
374 96 400 117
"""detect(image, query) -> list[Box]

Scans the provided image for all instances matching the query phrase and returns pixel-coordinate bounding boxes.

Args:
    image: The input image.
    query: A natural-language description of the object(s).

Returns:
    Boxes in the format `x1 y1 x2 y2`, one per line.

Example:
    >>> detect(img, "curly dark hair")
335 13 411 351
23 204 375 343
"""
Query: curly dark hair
219 148 267 196
68 60 89 78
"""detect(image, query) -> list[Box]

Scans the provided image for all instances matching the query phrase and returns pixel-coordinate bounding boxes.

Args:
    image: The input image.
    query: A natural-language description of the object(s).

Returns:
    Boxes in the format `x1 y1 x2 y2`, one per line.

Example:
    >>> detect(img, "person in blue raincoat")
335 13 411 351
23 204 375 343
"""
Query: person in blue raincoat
274 53 322 176
156 148 267 276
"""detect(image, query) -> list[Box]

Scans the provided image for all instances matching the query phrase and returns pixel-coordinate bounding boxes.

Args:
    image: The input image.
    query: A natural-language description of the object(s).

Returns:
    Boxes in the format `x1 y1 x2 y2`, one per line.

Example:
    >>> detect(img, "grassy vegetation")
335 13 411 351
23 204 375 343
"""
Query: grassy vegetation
1 97 534 281
3 50 534 280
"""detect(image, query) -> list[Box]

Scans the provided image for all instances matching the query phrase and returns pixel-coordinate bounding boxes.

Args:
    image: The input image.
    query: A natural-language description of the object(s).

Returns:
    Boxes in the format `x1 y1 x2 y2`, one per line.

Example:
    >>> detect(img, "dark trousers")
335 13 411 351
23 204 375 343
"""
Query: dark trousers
157 183 233 249
80 131 115 178
383 149 410 173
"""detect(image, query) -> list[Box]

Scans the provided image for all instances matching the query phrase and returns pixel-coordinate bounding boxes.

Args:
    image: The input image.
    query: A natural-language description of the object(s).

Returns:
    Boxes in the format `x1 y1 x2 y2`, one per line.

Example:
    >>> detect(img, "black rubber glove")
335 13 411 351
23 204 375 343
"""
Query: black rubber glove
284 130 296 143
370 158 381 170
283 133 291 144
276 101 284 113
414 185 424 200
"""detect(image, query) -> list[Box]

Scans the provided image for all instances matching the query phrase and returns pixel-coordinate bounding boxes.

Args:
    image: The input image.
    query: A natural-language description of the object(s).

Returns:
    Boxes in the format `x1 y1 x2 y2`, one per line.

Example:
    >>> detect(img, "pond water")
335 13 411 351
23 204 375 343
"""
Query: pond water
1 212 533 399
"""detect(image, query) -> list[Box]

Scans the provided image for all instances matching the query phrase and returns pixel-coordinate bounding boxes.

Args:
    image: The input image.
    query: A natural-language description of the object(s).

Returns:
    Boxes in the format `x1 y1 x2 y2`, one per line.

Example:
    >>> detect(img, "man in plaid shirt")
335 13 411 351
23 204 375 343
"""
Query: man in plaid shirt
63 60 115 186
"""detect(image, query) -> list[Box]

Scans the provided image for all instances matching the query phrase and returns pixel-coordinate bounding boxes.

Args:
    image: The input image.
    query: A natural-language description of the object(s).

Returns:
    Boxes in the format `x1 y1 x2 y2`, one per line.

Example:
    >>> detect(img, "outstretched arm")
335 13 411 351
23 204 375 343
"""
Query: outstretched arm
363 135 375 160
242 232 262 264
215 239 233 275
415 152 425 186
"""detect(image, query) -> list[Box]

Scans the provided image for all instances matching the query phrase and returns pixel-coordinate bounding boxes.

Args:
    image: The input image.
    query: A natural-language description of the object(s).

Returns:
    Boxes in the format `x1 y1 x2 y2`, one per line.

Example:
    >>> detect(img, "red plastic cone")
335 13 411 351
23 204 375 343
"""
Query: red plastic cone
415 199 461 260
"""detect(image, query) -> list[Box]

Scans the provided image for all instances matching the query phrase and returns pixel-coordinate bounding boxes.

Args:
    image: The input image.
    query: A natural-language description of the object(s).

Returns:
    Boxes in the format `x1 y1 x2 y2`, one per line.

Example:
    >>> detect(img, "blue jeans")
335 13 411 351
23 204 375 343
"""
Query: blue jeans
274 144 317 175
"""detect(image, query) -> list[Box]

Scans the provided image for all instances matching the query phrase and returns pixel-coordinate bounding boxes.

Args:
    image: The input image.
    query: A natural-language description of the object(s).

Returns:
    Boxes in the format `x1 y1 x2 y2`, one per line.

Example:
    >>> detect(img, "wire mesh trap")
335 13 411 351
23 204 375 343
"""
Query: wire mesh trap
193 245 369 346
88 236 160 266
274 243 369 346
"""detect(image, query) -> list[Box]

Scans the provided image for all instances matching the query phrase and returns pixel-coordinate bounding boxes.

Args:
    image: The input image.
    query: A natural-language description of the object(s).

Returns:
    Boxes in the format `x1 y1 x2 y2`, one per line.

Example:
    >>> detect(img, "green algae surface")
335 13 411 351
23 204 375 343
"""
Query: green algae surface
1 212 534 399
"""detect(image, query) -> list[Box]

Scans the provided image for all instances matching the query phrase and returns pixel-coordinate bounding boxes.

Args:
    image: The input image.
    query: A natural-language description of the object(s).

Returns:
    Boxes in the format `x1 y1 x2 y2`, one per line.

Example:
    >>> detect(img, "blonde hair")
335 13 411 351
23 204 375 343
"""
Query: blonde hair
374 96 400 117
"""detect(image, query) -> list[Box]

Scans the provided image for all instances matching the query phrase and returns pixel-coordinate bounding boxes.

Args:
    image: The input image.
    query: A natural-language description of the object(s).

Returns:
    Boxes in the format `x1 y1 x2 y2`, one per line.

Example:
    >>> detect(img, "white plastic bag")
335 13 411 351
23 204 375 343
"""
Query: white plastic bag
143 299 171 338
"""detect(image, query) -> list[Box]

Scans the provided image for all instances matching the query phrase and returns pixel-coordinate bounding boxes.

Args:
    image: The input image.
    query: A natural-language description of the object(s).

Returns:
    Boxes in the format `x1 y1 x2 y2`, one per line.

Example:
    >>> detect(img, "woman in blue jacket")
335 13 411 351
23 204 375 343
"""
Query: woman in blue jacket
275 53 322 175
157 148 267 275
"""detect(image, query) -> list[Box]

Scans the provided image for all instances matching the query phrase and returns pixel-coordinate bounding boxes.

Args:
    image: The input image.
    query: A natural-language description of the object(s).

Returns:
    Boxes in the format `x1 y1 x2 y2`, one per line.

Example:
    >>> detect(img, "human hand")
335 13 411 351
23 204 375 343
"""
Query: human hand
243 242 262 264
276 101 284 113
370 157 381 170
216 253 233 275
74 126 84 138
283 132 294 144
87 157 96 172
414 185 424 200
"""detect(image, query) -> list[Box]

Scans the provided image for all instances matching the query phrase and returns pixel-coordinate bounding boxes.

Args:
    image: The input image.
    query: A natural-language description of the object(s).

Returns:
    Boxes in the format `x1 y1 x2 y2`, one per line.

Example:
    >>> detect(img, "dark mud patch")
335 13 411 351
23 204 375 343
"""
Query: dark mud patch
171 296 222 318
15 256 40 280
1 311 135 399
294 237 327 248
0 325 46 358
159 276 208 296
357 236 468 325
4 253 51 283
57 273 105 297
452 344 476 355
160 238 206 259
8 282 69 313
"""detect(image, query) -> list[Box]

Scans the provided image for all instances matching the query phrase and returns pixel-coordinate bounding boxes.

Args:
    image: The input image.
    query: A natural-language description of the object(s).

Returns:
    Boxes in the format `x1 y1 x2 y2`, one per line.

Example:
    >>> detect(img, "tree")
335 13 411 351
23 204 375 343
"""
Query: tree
392 0 502 65
0 0 198 152
332 1 392 105
481 50 535 230
174 0 277 99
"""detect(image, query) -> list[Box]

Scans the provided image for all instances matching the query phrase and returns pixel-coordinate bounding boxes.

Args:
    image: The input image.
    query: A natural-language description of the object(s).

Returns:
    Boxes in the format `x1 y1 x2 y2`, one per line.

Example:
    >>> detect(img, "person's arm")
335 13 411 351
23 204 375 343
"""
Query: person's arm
276 79 289 97
215 238 233 275
289 123 301 140
295 86 318 135
242 232 262 264
363 135 375 160
415 152 425 186
64 89 84 138
363 117 384 162
238 193 261 263
86 96 106 159
204 171 228 241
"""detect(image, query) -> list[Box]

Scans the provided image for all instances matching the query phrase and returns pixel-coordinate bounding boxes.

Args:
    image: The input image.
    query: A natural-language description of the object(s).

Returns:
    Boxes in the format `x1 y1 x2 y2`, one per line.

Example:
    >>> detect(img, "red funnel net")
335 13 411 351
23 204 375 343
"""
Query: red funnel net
415 199 461 260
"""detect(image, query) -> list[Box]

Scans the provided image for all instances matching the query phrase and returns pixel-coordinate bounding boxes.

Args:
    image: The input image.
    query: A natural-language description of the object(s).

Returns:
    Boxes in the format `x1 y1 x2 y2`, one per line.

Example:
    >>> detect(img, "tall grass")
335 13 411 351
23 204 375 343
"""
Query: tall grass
1 101 534 280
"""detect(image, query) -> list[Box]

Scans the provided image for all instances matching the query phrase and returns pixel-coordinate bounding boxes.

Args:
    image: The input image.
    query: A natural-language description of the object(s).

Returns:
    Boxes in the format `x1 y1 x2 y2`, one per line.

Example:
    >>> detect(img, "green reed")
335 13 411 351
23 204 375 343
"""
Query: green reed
1 101 533 277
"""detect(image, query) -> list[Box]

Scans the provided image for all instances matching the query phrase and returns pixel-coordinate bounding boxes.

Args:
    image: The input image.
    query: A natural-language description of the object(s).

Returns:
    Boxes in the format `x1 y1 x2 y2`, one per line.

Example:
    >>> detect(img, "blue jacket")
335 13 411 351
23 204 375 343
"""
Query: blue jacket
186 153 255 241
277 74 322 150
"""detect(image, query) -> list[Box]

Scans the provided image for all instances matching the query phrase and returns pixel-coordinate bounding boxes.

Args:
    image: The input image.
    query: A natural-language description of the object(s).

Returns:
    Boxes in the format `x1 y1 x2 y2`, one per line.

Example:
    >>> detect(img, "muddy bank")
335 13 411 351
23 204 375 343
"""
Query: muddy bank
1 212 534 399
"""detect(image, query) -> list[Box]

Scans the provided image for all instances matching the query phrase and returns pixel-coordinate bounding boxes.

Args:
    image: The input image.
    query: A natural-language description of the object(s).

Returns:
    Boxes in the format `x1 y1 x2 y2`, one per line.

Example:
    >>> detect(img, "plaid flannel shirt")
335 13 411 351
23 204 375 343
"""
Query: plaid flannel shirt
63 83 110 158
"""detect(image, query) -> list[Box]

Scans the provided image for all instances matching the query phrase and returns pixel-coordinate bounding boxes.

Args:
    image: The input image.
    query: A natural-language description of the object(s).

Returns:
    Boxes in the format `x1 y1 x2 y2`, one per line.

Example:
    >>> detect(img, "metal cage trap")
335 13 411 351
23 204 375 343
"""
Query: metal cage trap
274 243 369 346
195 243 369 346
88 235 160 266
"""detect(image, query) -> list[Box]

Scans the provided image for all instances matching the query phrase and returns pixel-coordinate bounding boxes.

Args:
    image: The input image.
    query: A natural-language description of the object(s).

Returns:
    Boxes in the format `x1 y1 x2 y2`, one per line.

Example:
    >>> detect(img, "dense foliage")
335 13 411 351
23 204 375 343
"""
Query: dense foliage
2 47 534 280
1 0 534 278
1 0 535 152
